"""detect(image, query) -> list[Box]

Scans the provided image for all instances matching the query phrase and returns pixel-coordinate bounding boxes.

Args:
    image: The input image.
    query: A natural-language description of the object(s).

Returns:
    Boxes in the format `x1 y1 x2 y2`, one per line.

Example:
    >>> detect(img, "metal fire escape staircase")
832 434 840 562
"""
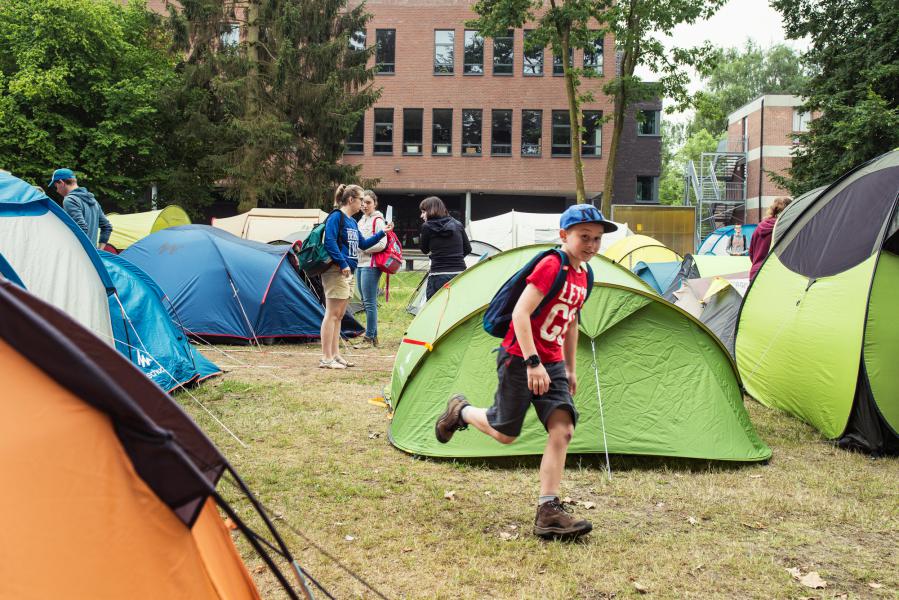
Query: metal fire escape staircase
683 137 748 247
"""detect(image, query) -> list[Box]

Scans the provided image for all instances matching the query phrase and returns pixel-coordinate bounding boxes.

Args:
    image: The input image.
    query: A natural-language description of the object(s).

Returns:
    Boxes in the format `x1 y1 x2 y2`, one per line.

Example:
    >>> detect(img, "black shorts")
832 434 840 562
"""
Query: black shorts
486 348 578 438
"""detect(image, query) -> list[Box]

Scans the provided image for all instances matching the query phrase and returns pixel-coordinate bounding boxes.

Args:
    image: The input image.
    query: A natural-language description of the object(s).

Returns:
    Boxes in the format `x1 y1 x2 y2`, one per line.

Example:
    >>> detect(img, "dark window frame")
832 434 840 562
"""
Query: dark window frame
434 29 455 75
635 176 659 203
373 108 394 155
551 110 571 156
375 29 396 74
432 108 453 156
582 110 602 158
462 109 483 156
463 30 484 75
492 30 514 76
491 109 513 156
402 108 423 155
637 109 661 136
583 33 603 75
521 109 543 157
553 47 573 76
522 30 544 76
345 115 364 155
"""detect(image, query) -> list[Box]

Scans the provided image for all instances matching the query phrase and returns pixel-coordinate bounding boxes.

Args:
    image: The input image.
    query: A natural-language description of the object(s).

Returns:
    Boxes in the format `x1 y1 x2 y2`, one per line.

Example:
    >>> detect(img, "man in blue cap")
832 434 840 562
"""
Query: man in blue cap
49 168 113 248
435 204 616 540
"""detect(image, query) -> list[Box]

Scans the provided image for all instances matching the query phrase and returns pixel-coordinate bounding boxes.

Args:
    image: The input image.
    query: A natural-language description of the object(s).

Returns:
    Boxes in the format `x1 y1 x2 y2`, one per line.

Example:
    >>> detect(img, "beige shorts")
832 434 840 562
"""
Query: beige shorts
321 265 354 300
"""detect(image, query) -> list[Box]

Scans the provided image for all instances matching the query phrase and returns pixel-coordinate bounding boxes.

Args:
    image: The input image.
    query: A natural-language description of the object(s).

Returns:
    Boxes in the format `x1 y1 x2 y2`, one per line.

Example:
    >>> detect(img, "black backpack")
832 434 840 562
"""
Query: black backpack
483 248 594 338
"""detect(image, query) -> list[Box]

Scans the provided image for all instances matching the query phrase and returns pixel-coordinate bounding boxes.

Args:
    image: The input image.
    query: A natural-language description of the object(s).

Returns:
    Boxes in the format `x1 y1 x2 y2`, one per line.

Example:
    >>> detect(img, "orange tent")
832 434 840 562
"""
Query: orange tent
0 279 310 599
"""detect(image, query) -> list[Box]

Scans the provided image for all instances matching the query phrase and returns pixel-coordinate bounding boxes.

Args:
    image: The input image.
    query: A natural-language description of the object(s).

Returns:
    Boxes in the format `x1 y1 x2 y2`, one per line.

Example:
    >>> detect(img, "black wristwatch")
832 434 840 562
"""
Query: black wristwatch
524 354 541 368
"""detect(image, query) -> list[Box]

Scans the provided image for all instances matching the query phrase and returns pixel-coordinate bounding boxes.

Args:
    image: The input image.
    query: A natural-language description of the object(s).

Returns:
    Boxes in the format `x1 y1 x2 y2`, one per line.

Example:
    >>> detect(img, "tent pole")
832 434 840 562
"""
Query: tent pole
590 338 612 481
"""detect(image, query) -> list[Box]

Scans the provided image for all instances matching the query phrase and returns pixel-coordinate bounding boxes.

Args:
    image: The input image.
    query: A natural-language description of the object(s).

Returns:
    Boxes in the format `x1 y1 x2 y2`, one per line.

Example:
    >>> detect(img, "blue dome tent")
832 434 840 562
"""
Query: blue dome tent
122 225 363 344
697 224 758 256
101 252 221 391
633 260 681 294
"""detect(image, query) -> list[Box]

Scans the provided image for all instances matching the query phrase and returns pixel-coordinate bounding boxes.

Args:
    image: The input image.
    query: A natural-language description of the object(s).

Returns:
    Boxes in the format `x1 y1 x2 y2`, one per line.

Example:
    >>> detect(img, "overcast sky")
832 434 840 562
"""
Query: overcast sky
641 0 811 121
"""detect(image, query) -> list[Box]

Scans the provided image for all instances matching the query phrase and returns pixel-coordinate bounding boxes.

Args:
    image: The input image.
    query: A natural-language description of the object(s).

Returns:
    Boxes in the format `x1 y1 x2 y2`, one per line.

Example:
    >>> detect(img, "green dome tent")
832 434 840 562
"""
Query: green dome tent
736 150 899 454
107 205 191 251
388 244 771 462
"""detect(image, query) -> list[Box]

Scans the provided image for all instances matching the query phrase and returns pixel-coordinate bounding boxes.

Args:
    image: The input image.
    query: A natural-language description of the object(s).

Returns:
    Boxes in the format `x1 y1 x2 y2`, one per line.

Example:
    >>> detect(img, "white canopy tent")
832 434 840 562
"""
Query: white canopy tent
469 210 631 253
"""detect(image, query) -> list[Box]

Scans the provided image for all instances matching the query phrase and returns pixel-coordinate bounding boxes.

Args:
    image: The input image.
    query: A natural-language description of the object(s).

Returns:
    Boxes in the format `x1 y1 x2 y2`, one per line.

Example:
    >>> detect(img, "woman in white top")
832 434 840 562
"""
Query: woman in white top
355 190 387 346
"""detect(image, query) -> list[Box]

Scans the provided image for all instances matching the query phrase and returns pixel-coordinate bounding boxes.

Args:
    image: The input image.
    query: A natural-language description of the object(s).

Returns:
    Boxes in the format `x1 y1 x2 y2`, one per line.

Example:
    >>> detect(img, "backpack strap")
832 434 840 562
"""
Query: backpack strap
531 248 571 316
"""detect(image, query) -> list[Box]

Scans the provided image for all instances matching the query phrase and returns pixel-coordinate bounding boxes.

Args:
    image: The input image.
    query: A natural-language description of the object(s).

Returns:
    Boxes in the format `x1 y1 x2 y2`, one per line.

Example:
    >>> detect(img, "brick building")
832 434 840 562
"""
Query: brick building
726 94 811 223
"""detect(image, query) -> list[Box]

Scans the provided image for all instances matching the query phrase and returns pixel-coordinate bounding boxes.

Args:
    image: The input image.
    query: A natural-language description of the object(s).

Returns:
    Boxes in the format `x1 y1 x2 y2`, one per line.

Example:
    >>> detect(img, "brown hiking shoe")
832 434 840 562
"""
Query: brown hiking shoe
434 394 470 443
533 499 593 540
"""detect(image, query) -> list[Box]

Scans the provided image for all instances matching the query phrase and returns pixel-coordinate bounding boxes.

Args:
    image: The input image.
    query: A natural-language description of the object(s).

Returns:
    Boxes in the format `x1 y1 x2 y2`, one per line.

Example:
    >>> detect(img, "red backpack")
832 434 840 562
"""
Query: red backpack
370 217 403 300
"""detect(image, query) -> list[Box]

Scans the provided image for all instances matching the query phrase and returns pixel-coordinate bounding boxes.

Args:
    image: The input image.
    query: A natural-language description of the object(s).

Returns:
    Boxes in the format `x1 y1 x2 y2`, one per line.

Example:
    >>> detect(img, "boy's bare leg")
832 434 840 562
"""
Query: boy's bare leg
460 406 517 444
539 409 574 497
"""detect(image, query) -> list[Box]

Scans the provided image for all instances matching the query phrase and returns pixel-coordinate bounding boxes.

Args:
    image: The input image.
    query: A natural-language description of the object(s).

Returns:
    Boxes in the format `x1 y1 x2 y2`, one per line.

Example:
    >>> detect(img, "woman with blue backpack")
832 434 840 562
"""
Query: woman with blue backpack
319 184 392 369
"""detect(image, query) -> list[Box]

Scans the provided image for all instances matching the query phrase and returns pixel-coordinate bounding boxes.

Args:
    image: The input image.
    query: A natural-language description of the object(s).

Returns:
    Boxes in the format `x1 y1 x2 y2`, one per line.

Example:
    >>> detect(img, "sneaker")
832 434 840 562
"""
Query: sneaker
533 499 593 540
434 394 470 443
319 358 346 370
334 355 355 367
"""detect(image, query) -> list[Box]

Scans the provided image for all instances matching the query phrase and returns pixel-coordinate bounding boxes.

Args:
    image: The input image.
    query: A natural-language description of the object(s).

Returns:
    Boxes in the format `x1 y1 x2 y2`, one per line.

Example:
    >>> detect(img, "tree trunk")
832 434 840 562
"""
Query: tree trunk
561 33 586 204
240 0 261 211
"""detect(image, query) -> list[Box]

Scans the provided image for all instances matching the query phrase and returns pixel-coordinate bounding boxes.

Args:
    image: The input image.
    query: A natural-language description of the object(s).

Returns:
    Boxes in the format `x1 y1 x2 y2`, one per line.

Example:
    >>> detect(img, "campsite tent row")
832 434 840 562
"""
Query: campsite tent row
388 243 771 462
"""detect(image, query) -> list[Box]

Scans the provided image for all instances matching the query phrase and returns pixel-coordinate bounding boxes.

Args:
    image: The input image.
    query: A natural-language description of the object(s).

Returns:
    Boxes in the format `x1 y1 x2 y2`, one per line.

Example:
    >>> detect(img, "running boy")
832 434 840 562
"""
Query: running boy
435 204 617 540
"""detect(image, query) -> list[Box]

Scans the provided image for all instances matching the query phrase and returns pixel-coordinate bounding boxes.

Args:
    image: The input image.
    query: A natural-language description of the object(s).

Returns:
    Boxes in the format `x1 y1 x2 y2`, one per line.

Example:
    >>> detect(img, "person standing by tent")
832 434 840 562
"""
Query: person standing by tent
749 197 792 280
354 190 387 348
319 184 392 369
434 204 617 541
420 196 471 299
726 224 747 256
49 168 112 249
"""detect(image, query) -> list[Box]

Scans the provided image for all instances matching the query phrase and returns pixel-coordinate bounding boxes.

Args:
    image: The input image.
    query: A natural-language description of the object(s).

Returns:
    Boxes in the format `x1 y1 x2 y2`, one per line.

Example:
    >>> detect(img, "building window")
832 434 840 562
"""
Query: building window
636 176 658 203
349 30 366 52
582 110 602 157
521 110 542 156
553 47 572 76
493 30 513 75
221 23 240 48
551 110 571 156
345 116 364 154
793 109 811 132
638 109 660 135
403 108 423 155
583 33 603 74
376 29 395 74
434 30 454 74
523 30 543 76
462 109 482 155
464 30 484 74
432 108 453 155
374 108 393 154
491 109 512 156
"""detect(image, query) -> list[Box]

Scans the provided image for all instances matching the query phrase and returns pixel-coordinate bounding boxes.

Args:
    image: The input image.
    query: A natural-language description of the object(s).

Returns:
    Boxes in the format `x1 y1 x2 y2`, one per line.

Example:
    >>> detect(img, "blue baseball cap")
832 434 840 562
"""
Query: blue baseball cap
560 204 618 232
48 168 75 187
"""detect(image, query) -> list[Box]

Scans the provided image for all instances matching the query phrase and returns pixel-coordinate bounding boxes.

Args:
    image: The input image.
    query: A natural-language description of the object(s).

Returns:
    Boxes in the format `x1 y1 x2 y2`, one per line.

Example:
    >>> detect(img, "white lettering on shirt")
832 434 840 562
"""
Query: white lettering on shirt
347 227 359 259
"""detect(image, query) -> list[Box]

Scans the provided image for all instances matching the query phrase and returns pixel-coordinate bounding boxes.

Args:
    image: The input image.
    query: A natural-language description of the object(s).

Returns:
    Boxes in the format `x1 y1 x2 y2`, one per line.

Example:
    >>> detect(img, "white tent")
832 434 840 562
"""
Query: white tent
469 210 631 253
212 207 329 243
0 173 114 341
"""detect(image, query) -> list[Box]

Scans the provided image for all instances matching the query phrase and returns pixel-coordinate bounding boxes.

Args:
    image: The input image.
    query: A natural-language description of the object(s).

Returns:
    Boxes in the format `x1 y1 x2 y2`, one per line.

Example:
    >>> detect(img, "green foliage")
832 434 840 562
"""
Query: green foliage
770 0 899 195
690 41 808 137
658 126 720 205
0 0 175 209
170 0 380 212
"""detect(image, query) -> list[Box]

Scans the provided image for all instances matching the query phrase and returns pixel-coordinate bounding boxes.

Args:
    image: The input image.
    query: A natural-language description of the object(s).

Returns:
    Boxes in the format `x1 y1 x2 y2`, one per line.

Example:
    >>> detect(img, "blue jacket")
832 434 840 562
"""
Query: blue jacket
323 210 385 271
63 187 112 245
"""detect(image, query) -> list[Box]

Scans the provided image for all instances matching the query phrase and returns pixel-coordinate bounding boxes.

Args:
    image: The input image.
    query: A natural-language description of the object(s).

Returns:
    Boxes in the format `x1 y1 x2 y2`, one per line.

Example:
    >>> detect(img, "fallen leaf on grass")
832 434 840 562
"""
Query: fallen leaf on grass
687 516 699 526
582 501 596 509
562 496 573 504
484 491 492 496
741 522 767 530
868 582 883 589
786 568 827 589
444 490 456 500
498 531 518 541
508 524 518 531
402 547 413 553
749 474 763 479
253 565 266 574
368 432 381 439
786 567 802 579
633 582 648 594
344 535 355 542
655 502 665 509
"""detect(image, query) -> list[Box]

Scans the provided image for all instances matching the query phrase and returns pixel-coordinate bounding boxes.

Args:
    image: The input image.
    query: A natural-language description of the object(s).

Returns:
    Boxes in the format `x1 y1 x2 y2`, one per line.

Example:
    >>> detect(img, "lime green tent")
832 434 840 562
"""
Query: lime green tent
736 150 899 454
388 244 771 462
107 206 191 250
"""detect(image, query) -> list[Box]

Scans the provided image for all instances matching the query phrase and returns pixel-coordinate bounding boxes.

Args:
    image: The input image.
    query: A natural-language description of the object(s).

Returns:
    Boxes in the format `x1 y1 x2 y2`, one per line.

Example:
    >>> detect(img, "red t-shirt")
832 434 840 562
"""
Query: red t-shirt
502 253 589 363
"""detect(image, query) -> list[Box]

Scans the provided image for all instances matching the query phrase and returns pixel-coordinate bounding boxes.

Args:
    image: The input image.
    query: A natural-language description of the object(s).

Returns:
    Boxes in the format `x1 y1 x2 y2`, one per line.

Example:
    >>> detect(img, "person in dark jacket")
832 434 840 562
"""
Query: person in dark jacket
49 168 113 248
420 196 471 299
749 196 792 280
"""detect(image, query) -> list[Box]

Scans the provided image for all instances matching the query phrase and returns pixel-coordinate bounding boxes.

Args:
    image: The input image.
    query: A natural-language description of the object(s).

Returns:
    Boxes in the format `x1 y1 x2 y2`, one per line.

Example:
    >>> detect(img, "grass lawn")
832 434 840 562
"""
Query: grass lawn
178 271 898 599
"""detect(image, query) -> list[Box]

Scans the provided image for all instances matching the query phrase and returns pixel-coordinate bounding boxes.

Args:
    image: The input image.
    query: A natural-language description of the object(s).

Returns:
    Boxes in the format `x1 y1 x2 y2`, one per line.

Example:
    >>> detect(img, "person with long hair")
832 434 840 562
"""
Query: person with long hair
320 184 393 369
354 190 387 347
749 196 792 280
419 196 471 299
